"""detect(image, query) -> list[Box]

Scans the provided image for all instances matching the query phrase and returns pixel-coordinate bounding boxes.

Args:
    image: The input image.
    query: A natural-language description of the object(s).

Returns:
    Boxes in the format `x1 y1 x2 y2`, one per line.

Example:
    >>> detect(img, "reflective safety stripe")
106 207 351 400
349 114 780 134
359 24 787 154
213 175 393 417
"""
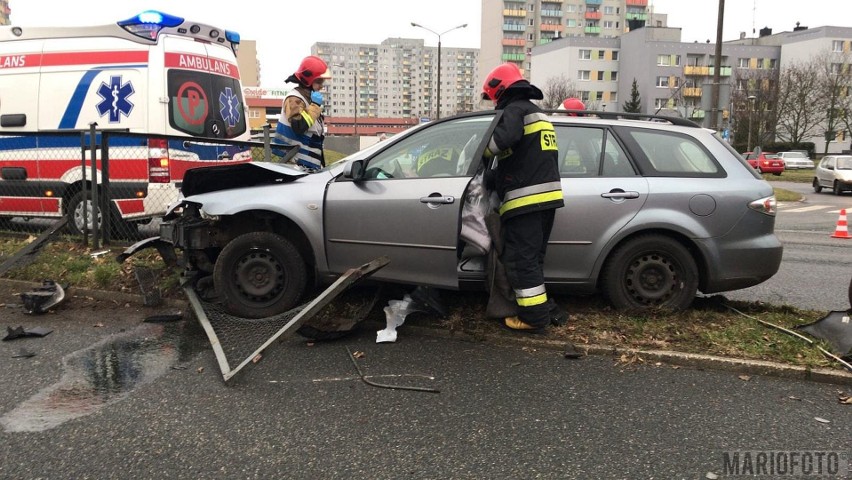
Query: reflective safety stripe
503 181 563 202
300 110 315 128
500 190 563 215
486 136 500 157
523 120 554 136
515 284 548 307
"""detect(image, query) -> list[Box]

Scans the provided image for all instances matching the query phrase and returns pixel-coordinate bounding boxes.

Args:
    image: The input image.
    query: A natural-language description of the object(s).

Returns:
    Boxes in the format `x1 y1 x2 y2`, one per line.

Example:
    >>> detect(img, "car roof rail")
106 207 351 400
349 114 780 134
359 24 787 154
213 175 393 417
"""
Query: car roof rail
541 109 701 128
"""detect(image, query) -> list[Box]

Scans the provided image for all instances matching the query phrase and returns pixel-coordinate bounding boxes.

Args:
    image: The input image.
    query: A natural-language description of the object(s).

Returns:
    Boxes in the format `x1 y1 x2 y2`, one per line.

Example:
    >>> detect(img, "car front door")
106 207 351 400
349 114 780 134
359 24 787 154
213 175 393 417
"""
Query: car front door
324 114 496 287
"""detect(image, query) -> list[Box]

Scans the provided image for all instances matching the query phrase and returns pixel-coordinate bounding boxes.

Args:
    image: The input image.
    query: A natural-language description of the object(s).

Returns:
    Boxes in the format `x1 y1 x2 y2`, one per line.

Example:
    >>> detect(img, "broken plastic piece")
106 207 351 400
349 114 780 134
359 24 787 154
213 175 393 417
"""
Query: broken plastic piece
376 294 425 343
794 311 852 358
12 348 36 358
3 325 53 341
19 280 66 314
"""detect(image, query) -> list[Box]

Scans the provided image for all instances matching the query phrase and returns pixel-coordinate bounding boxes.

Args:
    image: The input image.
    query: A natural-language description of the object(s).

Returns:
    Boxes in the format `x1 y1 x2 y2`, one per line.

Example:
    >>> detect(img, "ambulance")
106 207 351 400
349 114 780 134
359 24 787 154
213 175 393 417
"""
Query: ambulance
0 11 251 234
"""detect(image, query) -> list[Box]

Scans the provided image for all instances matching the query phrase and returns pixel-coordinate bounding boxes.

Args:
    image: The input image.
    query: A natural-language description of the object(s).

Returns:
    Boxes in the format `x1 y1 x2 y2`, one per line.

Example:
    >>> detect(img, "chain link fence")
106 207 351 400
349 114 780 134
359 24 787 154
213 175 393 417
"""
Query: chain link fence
0 126 284 245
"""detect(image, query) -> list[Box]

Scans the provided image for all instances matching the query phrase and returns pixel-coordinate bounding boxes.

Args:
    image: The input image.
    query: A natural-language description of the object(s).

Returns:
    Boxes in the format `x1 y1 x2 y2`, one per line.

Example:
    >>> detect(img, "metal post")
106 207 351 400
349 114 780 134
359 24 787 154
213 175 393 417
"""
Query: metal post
747 96 756 152
353 70 359 136
262 124 271 162
88 122 99 250
709 0 725 131
79 133 88 247
100 133 111 245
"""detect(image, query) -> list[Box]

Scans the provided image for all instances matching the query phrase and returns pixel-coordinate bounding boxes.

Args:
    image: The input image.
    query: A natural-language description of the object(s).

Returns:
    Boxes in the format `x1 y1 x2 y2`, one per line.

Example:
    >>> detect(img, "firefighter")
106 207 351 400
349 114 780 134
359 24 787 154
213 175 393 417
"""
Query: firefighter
481 63 565 334
274 55 330 170
558 97 586 116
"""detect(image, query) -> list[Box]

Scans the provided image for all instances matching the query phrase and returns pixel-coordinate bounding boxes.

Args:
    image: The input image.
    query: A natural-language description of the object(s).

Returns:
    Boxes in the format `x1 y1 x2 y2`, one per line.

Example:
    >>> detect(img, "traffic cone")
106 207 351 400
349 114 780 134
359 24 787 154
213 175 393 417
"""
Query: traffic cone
831 209 851 239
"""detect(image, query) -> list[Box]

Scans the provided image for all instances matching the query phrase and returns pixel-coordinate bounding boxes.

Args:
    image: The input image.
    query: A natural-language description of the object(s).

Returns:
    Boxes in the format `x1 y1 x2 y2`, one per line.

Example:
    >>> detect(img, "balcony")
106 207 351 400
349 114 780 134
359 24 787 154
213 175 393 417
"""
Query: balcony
690 109 706 119
585 11 602 20
541 24 564 32
585 26 601 34
541 9 562 17
626 0 648 5
684 66 710 76
502 53 526 61
625 12 647 20
683 87 702 97
503 23 526 32
503 9 526 17
585 0 602 5
502 38 526 46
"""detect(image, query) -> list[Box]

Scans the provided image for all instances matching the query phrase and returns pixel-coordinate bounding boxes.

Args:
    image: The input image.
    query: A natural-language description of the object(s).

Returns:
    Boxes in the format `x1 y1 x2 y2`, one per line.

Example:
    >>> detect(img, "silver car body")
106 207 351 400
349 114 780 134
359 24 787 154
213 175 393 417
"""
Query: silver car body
776 151 815 169
168 111 782 311
813 155 852 195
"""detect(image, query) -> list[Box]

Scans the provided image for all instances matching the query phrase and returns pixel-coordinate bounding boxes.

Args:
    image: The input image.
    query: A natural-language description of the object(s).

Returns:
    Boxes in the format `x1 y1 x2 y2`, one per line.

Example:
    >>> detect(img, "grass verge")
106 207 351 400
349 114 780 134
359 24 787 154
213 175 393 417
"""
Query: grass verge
2 234 845 373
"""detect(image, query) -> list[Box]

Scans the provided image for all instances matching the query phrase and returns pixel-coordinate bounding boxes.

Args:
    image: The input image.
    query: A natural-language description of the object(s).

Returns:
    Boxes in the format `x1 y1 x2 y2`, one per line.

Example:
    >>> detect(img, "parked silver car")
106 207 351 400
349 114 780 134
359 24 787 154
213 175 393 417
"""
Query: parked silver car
813 155 852 195
776 151 815 169
144 111 782 318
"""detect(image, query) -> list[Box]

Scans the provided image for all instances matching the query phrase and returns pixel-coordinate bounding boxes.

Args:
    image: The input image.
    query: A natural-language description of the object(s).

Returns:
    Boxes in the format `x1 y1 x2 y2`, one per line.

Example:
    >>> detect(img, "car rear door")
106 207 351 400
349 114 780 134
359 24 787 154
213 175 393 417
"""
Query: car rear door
324 114 496 287
547 125 648 282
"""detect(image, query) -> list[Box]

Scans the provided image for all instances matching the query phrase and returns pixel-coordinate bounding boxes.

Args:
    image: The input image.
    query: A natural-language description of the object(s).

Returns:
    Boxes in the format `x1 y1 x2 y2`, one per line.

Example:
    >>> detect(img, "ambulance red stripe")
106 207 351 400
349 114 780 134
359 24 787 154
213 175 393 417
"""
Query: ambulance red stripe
0 51 149 69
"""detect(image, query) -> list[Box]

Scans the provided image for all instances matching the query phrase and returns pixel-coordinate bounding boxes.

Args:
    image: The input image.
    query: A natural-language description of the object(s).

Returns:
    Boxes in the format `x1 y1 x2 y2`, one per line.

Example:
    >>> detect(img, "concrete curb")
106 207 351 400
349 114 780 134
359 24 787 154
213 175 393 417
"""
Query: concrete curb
4 278 850 387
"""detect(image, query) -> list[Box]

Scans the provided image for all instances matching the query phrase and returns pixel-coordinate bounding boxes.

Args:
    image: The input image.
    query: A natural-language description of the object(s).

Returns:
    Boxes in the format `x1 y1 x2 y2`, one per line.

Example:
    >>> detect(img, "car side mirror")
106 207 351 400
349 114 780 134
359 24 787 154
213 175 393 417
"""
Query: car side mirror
343 159 365 180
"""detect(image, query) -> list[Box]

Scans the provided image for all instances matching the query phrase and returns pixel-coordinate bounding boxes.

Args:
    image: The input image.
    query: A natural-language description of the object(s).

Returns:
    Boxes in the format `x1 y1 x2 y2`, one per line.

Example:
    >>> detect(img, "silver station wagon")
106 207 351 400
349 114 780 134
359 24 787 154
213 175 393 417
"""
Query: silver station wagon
147 111 783 318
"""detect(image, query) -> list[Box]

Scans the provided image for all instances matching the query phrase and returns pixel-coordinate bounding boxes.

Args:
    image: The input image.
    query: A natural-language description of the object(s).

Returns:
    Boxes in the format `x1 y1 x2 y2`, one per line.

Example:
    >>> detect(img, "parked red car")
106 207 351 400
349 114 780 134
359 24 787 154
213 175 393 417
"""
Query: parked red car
742 151 785 175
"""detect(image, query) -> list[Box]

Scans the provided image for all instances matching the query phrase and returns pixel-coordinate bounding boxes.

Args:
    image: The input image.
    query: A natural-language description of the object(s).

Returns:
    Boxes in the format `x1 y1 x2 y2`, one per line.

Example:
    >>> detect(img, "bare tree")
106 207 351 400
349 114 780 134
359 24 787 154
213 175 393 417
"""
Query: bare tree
814 50 852 154
540 74 579 109
775 57 826 144
731 68 780 149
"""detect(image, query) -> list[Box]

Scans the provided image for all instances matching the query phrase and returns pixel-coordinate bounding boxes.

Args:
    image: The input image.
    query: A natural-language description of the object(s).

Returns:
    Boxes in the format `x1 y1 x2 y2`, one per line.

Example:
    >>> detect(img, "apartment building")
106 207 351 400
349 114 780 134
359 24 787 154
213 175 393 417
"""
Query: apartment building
0 0 9 26
314 38 479 121
479 0 668 85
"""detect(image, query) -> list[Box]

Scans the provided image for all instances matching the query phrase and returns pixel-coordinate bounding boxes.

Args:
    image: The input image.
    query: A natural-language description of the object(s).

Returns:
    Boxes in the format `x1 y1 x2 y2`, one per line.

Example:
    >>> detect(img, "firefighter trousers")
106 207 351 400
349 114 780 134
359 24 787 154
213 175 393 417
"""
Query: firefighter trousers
499 209 556 328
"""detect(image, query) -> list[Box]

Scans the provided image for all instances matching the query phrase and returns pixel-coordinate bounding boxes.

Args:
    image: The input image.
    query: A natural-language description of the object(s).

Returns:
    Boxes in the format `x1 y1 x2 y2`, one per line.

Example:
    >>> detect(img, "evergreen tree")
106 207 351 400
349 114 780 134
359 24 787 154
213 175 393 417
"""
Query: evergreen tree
623 78 642 113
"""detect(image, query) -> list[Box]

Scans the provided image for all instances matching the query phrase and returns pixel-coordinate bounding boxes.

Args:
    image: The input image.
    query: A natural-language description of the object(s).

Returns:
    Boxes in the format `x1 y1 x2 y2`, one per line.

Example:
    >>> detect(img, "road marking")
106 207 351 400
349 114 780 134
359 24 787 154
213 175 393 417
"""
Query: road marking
784 205 834 213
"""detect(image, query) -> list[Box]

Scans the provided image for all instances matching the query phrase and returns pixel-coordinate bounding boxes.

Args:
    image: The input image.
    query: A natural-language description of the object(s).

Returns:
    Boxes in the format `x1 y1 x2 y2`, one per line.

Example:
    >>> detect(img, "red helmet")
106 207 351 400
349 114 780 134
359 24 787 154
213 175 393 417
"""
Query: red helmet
482 63 524 101
559 97 586 112
294 56 329 86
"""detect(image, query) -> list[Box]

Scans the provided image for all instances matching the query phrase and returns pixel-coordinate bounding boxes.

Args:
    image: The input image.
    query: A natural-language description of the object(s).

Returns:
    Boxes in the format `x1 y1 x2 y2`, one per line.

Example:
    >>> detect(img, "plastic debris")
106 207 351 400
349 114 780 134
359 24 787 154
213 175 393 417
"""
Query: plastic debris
3 325 53 341
19 280 66 314
376 294 425 343
11 348 36 358
794 311 852 358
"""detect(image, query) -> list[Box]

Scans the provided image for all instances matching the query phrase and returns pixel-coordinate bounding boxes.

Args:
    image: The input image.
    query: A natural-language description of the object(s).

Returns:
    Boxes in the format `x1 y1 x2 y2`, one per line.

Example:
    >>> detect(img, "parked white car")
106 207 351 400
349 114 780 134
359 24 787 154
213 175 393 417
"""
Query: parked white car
776 151 815 169
813 155 852 195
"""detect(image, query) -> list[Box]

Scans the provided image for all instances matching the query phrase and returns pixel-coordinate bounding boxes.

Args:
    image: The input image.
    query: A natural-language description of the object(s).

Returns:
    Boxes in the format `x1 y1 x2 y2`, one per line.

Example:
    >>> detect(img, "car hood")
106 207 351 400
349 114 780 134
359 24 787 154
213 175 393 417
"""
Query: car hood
180 161 309 196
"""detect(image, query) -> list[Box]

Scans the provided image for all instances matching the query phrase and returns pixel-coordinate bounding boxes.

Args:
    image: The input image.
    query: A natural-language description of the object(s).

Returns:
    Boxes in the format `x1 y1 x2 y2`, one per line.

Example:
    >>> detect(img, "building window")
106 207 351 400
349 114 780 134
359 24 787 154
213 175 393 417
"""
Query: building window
603 21 614 29
832 40 844 52
611 71 618 81
604 6 615 14
596 92 604 100
610 91 618 102
657 54 671 66
738 58 749 68
578 70 591 81
528 33 534 40
579 49 591 60
831 63 842 74
597 71 604 81
567 19 577 27
598 50 605 58
656 76 669 87
529 18 534 26
580 91 590 101
566 4 576 13
769 59 777 69
612 51 619 61
654 98 668 109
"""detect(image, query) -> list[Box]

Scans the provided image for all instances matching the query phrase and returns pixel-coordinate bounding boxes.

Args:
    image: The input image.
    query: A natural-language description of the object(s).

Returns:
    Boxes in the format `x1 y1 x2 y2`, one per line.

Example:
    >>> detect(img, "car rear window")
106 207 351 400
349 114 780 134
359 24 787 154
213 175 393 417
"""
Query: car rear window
167 70 247 139
619 128 722 177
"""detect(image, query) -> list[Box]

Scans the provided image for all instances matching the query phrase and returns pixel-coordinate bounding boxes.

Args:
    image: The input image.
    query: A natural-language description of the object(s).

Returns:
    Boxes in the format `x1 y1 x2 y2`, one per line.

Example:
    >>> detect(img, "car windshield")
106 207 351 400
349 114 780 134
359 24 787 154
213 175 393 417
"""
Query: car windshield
837 157 852 170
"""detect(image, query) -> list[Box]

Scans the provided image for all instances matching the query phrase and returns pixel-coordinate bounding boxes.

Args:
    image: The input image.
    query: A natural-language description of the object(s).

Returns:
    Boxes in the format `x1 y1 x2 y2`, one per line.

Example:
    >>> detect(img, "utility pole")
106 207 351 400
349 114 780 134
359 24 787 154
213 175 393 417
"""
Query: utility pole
710 0 725 131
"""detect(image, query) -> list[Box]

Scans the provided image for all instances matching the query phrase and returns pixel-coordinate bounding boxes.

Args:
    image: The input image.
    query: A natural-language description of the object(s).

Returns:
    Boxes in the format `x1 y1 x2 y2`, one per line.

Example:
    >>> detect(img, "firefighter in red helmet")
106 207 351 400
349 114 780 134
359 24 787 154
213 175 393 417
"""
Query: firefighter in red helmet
558 97 586 116
481 62 566 334
273 55 331 170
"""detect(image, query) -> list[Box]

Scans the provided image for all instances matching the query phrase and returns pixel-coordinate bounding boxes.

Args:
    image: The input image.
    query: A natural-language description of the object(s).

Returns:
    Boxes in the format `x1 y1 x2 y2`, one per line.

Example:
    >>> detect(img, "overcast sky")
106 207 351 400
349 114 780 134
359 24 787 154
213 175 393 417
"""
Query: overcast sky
10 0 846 87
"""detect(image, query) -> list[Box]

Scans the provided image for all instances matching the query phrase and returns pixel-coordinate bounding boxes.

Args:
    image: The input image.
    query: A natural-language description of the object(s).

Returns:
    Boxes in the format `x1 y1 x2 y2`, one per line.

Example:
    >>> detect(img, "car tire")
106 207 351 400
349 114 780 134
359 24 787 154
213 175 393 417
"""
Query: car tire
833 181 844 196
813 178 822 193
213 231 307 319
65 190 133 237
601 234 699 311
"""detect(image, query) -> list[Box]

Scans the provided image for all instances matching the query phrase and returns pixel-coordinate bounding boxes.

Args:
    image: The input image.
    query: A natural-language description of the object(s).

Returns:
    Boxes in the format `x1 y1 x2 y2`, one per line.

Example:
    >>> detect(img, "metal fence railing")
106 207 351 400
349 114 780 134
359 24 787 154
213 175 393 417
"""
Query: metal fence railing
0 125 287 246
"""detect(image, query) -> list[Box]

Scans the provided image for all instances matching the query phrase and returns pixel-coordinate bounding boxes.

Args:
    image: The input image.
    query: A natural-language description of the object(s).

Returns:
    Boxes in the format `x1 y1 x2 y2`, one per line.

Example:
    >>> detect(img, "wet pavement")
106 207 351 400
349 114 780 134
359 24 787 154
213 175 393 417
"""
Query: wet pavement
0 280 850 479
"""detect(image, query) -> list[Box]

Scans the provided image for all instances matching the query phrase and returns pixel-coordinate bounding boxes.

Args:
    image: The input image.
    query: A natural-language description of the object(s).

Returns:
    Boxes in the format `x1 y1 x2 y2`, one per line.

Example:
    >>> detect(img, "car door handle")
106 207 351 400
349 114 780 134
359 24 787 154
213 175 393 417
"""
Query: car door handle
601 190 640 199
420 195 455 204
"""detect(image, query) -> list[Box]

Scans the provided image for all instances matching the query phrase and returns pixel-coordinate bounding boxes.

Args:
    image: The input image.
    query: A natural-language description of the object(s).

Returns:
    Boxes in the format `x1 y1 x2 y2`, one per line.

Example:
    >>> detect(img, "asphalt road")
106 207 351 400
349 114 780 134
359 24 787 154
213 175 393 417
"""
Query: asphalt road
0 282 850 480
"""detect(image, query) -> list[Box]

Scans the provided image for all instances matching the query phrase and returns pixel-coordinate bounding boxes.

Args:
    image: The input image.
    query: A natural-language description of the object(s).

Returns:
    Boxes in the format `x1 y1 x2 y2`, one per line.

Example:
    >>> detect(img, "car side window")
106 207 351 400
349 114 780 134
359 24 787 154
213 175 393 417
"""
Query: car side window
556 126 603 177
625 129 721 177
362 116 493 180
601 136 635 177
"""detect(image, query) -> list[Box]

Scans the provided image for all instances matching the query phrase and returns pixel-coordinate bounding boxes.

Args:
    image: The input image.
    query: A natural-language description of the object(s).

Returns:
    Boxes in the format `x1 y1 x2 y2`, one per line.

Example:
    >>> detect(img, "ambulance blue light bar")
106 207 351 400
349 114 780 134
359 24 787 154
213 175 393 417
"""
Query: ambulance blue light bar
118 11 185 40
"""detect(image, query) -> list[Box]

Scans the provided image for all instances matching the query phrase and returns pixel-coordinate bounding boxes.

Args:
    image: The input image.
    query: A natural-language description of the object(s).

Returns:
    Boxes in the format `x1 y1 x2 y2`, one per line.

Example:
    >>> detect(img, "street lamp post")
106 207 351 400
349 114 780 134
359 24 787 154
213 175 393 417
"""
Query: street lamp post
333 63 358 136
411 21 467 120
747 95 756 152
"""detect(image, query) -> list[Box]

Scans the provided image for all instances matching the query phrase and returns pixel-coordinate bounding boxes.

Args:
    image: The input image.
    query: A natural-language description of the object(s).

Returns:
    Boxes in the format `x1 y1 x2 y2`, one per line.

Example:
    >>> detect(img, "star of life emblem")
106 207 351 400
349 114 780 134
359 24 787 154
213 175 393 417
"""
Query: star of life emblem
219 87 241 128
96 75 135 123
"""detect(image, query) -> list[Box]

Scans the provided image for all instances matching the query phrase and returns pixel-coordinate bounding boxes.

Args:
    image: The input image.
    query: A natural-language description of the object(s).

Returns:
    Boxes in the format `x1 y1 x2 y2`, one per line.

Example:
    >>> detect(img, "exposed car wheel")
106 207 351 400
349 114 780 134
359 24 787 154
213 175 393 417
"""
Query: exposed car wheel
833 181 844 196
813 178 822 193
65 190 136 237
601 234 699 311
213 231 307 319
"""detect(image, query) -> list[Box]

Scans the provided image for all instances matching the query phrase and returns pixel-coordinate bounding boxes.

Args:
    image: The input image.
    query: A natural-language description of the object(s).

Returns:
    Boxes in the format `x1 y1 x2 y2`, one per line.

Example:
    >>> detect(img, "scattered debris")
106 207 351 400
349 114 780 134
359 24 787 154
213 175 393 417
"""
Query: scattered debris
839 392 852 405
705 472 719 480
19 280 66 314
93 323 104 328
738 375 751 381
814 417 830 424
251 353 262 364
794 311 852 358
143 312 183 323
89 249 109 258
788 395 802 401
196 367 204 374
3 325 53 341
563 343 583 359
376 294 425 343
345 346 439 394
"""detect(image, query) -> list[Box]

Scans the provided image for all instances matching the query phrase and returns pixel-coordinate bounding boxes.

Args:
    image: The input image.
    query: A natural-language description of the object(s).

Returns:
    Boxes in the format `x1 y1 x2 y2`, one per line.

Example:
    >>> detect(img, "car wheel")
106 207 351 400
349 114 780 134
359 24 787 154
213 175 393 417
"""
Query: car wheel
813 178 822 193
601 234 699 311
834 181 844 196
213 231 307 319
65 190 136 237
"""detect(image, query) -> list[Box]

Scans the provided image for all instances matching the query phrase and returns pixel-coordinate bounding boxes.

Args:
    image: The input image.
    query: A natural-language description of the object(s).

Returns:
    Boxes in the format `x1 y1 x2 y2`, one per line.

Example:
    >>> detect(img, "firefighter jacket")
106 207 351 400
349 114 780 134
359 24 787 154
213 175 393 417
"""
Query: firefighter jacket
484 90 564 219
273 86 325 170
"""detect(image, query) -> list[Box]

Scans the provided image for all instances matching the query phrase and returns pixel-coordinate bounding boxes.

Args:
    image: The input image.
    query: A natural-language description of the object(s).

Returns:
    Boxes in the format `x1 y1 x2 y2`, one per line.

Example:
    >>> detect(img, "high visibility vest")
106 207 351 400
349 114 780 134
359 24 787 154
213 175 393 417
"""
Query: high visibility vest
273 90 325 170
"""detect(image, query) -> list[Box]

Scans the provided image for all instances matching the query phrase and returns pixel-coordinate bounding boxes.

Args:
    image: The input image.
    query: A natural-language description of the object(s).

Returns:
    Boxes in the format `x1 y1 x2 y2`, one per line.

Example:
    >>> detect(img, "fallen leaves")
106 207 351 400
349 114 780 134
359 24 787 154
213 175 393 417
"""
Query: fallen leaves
738 375 751 381
839 391 852 405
